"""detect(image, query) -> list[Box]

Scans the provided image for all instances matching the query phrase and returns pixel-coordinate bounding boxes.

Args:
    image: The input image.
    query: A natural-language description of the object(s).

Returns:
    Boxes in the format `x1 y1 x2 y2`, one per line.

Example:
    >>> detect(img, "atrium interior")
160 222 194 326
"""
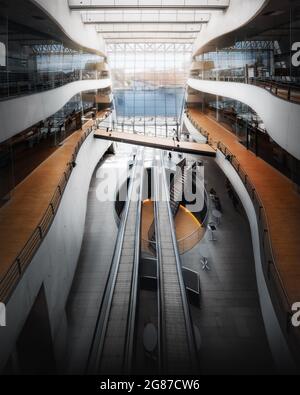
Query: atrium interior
0 0 300 376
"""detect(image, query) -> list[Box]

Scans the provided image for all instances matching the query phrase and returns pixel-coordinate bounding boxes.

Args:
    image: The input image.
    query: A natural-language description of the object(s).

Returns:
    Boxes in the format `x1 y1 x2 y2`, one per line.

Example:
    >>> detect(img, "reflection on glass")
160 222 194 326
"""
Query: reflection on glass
0 12 107 100
0 41 5 67
192 4 300 88
108 42 192 134
0 89 109 205
194 91 300 186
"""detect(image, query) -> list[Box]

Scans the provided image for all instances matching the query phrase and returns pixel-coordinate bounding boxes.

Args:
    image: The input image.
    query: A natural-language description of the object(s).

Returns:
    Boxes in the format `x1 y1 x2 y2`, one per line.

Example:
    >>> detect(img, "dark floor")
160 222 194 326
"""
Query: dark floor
64 145 276 375
181 155 275 375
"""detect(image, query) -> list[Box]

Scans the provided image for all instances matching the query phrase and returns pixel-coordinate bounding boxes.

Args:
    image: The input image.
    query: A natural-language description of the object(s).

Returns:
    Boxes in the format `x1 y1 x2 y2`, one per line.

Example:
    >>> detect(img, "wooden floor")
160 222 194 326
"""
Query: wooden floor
0 113 106 281
94 130 216 157
189 108 300 305
1 109 299 307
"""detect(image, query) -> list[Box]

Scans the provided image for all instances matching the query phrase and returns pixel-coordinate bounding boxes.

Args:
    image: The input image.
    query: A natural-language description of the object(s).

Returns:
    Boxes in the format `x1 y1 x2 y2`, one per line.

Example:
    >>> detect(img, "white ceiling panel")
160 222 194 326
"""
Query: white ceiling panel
81 10 211 23
68 0 230 44
68 0 230 9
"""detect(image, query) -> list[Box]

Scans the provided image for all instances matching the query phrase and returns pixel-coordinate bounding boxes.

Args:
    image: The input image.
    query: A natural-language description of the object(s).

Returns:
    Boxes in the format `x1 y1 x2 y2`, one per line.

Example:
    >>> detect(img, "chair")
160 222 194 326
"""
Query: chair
207 222 217 241
200 257 210 271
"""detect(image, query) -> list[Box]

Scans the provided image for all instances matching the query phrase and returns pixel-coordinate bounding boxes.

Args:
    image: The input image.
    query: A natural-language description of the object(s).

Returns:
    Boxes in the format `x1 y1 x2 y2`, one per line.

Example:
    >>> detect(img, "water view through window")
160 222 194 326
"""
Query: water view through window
107 42 192 137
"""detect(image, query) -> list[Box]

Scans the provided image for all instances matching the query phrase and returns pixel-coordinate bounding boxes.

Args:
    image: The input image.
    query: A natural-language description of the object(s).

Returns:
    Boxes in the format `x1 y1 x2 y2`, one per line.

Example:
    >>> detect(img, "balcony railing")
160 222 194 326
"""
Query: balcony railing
0 118 101 304
190 75 300 104
0 70 110 101
186 111 300 364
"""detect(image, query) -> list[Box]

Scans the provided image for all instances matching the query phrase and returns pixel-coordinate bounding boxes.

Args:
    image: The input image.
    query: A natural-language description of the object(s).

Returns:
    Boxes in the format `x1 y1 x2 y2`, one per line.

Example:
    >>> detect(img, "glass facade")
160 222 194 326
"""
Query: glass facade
0 0 112 203
0 1 107 100
0 89 109 205
192 4 300 103
108 42 192 136
188 90 300 186
188 3 300 184
193 42 274 82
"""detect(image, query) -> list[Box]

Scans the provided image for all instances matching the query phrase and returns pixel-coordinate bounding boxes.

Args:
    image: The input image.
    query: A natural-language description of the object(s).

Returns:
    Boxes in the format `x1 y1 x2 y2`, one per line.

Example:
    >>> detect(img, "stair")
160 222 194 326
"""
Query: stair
148 158 187 249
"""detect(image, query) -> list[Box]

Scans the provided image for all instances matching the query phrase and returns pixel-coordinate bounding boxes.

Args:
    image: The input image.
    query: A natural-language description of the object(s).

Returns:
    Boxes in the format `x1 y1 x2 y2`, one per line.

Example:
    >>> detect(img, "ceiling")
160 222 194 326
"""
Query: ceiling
194 0 300 55
0 0 100 54
68 0 230 43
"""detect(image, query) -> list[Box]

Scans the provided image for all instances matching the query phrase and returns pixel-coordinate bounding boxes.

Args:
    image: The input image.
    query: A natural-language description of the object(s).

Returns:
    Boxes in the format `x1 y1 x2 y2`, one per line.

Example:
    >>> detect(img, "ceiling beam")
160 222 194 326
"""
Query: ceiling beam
81 10 210 24
102 32 197 39
68 0 230 10
105 39 195 43
96 23 202 33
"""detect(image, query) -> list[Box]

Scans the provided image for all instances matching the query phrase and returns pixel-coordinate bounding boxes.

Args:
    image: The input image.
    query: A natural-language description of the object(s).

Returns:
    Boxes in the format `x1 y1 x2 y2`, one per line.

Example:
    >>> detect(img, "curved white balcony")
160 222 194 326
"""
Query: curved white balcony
187 78 300 160
30 0 106 56
193 0 268 56
0 79 111 143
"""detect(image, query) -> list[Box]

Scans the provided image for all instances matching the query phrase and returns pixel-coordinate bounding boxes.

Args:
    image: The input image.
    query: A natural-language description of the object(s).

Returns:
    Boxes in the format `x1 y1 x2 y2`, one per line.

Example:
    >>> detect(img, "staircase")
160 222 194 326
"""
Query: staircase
169 158 186 217
148 158 187 248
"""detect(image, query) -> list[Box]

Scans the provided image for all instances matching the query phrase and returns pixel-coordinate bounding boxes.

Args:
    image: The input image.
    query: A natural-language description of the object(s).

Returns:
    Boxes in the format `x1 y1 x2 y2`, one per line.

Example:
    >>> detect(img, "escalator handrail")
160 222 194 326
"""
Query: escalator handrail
86 148 142 374
124 150 145 373
153 164 165 373
159 150 198 371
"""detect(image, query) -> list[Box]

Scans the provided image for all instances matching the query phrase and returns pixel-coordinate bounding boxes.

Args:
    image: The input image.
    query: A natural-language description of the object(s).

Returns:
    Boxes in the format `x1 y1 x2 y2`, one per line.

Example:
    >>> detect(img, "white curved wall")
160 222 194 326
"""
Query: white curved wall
188 78 300 160
182 113 207 143
0 79 111 143
216 151 295 373
30 0 106 56
0 132 111 372
193 0 268 56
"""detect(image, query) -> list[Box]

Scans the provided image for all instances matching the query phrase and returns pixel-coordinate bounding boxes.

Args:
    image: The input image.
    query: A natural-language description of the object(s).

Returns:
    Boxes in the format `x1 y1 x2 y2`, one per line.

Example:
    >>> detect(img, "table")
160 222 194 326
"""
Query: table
212 209 222 225
143 323 158 353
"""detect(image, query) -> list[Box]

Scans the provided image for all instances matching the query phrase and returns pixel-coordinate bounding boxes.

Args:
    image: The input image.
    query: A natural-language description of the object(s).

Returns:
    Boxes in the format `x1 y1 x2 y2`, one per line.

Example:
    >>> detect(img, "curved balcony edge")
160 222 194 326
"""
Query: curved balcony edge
0 130 111 371
0 78 112 143
216 150 296 373
30 0 106 57
182 113 207 144
187 78 300 160
193 0 268 57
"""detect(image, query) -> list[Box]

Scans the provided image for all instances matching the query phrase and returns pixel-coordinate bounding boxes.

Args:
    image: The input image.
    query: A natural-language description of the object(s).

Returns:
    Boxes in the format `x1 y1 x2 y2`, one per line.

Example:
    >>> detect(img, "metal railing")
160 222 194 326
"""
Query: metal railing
142 167 209 256
158 152 198 372
87 149 144 374
124 151 144 373
0 70 110 101
177 224 204 255
186 111 300 364
0 119 99 304
249 78 300 104
191 75 300 104
153 165 164 372
177 172 210 255
143 217 204 256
